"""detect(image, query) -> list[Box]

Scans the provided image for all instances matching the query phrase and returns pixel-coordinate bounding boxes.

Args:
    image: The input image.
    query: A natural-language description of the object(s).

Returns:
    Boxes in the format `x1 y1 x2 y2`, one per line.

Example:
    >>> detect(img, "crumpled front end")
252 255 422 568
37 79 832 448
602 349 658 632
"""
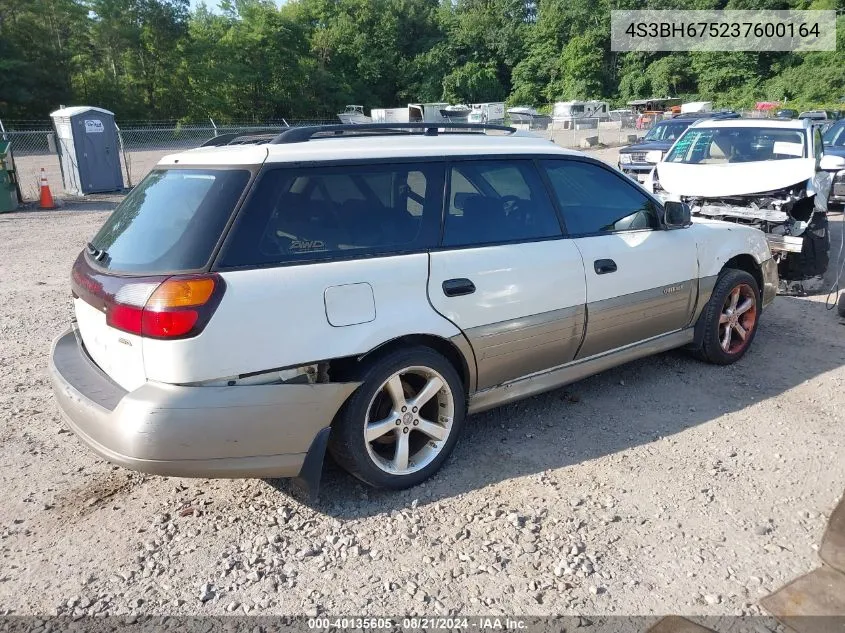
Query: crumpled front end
671 175 832 292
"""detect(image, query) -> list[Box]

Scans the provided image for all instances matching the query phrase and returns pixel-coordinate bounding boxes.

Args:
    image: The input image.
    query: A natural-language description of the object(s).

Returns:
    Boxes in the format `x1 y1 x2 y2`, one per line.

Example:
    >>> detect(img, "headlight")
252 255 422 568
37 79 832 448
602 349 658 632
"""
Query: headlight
619 153 632 164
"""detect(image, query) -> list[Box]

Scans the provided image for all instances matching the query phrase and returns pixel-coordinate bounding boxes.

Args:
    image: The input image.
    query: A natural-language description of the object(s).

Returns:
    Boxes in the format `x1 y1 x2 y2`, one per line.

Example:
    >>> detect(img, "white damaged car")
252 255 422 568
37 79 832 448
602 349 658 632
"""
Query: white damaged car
645 118 845 293
49 123 778 494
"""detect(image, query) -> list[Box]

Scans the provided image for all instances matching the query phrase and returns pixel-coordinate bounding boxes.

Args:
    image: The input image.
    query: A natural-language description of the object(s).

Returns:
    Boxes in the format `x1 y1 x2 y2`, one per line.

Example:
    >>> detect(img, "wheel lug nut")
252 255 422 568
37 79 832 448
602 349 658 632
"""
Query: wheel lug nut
402 427 409 434
413 419 419 426
395 420 401 426
401 406 407 412
412 407 418 413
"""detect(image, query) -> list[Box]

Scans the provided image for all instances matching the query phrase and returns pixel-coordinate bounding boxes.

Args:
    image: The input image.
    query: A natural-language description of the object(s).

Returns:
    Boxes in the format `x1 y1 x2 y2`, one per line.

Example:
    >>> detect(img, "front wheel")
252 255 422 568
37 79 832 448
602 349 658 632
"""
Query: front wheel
691 269 761 365
328 346 466 489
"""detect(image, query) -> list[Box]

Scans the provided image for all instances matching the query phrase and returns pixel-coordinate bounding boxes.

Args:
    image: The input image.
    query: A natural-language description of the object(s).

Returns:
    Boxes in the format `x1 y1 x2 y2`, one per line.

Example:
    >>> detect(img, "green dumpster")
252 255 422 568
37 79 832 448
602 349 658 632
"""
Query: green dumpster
0 141 19 213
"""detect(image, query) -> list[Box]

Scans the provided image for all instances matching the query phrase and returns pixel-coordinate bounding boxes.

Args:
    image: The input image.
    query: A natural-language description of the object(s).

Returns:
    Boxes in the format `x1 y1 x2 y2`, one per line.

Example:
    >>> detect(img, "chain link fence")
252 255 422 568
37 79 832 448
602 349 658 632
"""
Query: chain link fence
0 119 336 201
0 109 778 202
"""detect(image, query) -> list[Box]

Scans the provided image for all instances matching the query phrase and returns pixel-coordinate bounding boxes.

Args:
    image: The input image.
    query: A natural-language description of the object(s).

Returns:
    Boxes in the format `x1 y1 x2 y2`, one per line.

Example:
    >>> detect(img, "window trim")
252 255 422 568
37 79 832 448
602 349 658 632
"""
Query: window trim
212 159 446 272
206 152 664 272
539 155 667 238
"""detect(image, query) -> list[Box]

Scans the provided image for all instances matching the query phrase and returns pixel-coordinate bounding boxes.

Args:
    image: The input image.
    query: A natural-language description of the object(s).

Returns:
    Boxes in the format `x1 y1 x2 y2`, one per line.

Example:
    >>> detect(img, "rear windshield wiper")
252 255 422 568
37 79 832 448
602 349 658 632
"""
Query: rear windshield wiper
86 242 108 262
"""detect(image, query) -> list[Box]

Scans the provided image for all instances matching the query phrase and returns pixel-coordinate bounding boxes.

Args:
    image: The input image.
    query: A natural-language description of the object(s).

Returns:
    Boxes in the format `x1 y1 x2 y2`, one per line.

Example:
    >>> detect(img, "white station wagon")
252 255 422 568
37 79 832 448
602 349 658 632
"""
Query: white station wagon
49 124 777 494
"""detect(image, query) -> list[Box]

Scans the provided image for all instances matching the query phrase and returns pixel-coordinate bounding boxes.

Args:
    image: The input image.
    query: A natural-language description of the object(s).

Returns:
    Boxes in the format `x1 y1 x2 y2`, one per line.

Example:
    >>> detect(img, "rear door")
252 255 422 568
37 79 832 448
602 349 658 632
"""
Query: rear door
541 158 698 359
189 161 459 386
427 159 587 390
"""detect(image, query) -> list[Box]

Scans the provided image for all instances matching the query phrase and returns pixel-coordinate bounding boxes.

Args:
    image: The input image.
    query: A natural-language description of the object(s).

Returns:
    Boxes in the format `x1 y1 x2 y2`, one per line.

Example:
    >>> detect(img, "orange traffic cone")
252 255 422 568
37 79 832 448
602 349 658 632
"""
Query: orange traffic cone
39 168 56 210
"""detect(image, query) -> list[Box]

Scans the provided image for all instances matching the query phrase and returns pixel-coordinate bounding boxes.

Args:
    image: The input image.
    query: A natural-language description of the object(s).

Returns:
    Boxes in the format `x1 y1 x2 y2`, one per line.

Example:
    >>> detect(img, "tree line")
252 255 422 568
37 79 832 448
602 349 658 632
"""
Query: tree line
1 0 843 124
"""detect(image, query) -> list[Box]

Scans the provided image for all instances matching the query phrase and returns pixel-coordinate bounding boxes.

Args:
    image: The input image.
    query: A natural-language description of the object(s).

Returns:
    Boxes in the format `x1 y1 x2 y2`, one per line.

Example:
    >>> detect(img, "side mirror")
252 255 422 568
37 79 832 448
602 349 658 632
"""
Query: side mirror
645 150 664 164
820 154 845 172
663 200 691 228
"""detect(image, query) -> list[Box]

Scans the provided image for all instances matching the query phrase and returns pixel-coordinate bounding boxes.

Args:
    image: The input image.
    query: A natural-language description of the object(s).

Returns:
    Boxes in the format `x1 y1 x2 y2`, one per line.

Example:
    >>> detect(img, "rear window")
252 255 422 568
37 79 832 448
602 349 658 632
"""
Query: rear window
89 169 249 273
644 121 690 141
217 163 444 268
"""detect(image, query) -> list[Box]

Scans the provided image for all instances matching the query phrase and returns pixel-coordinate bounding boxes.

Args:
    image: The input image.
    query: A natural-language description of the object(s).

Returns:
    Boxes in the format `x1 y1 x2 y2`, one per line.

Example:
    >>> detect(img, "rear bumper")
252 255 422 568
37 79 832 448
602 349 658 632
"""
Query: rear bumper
49 330 360 479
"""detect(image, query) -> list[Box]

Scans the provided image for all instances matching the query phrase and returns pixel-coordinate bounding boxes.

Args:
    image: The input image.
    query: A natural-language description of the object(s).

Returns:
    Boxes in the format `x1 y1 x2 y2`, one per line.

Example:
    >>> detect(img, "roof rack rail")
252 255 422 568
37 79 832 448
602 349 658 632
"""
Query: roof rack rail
269 122 517 145
199 131 284 147
226 133 278 145
200 132 242 147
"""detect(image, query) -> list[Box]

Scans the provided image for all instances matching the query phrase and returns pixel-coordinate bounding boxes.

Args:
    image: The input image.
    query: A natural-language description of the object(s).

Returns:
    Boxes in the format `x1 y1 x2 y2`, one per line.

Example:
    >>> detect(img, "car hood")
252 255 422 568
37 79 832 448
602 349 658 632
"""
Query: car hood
655 158 816 197
620 140 675 154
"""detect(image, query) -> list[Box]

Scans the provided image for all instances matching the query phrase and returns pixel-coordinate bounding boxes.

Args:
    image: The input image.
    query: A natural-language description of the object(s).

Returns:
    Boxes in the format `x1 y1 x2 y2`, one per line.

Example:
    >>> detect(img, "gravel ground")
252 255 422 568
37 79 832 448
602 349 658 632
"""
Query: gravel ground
1 147 844 618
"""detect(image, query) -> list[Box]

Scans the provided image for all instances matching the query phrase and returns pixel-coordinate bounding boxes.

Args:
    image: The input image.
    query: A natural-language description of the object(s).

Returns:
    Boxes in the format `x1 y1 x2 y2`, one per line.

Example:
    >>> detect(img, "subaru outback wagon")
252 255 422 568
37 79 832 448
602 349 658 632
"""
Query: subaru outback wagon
50 123 777 493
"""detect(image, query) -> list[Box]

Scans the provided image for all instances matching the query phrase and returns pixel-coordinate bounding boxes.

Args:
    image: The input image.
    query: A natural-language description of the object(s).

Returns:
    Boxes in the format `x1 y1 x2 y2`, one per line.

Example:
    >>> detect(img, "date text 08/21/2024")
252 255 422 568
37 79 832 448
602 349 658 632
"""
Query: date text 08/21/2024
307 617 528 630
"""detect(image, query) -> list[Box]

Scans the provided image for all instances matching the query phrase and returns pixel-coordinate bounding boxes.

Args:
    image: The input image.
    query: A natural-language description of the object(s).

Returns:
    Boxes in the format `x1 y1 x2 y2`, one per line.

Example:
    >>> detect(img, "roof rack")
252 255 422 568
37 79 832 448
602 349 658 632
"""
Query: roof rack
199 132 282 147
269 122 517 145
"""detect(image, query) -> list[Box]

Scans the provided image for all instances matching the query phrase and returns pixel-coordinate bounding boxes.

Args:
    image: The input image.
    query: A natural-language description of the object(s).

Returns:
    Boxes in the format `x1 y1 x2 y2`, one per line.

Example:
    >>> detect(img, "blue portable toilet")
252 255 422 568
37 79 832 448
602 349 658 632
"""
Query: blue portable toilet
50 106 124 195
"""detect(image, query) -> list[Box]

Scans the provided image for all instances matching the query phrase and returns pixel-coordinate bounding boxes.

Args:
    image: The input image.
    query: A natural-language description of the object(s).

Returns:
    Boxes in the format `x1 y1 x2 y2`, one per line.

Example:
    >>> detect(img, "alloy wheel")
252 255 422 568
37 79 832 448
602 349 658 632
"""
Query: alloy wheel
363 366 455 475
719 283 757 354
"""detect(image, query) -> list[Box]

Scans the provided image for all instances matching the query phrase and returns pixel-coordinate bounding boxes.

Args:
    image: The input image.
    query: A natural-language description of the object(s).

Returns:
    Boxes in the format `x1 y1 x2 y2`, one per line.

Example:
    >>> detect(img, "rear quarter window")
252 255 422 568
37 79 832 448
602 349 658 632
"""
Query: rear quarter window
217 162 444 268
90 168 249 273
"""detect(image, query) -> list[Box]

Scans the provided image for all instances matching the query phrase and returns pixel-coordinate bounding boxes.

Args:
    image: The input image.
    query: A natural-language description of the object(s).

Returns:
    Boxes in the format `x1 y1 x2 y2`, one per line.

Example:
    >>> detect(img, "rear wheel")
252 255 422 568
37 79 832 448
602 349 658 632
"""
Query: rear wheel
692 269 761 365
329 346 466 489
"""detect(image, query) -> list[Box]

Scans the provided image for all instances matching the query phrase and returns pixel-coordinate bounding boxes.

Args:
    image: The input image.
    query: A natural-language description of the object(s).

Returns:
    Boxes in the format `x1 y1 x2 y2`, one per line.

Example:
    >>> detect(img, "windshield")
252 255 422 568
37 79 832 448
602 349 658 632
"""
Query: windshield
90 168 250 273
823 122 845 147
644 121 690 142
665 127 807 164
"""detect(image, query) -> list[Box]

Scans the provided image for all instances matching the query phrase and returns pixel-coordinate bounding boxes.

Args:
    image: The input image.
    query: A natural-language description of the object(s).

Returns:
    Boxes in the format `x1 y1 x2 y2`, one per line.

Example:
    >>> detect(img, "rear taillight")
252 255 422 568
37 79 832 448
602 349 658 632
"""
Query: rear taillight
72 253 225 340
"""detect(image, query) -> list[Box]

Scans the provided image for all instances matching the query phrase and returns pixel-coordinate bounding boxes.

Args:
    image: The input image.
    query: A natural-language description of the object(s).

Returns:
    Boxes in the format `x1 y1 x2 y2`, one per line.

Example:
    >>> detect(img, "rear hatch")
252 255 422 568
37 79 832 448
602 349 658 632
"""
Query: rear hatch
71 167 250 391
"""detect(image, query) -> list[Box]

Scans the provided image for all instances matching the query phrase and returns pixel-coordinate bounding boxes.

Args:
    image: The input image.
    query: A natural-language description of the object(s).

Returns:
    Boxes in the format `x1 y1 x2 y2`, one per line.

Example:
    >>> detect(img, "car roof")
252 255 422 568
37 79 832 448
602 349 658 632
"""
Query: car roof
691 118 808 130
158 132 582 167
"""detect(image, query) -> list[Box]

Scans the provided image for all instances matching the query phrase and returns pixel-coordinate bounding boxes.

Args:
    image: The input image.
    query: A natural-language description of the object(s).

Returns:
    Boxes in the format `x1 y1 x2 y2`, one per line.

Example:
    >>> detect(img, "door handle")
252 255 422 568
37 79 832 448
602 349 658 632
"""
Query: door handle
442 278 476 297
594 259 617 275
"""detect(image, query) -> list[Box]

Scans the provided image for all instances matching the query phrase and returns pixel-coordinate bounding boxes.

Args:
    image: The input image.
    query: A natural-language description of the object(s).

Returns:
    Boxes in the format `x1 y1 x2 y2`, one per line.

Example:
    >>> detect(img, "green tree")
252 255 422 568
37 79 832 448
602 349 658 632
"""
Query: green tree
0 0 86 119
442 62 506 103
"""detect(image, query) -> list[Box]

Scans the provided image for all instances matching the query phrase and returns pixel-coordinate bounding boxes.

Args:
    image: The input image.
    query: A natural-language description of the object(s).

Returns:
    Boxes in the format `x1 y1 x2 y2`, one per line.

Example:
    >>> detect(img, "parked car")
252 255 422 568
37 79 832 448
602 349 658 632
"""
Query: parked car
49 123 777 493
618 113 739 182
822 119 845 206
645 117 845 293
798 110 828 122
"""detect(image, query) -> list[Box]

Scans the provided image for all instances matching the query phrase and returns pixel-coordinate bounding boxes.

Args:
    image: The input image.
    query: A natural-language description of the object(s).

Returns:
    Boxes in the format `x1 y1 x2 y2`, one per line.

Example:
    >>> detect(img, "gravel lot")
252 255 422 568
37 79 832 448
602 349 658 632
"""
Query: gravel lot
1 147 844 618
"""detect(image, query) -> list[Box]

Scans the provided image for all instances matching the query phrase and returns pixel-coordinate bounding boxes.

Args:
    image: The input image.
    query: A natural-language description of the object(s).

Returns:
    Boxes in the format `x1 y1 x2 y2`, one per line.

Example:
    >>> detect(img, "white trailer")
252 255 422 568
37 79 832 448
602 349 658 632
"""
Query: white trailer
468 102 506 124
681 101 713 113
370 108 410 123
551 100 610 128
370 104 448 124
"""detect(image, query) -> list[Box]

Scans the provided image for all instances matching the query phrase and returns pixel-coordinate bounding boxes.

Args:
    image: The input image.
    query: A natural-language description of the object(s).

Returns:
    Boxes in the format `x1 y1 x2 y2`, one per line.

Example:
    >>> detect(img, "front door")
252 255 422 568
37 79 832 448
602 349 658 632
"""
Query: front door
541 158 698 359
427 159 587 390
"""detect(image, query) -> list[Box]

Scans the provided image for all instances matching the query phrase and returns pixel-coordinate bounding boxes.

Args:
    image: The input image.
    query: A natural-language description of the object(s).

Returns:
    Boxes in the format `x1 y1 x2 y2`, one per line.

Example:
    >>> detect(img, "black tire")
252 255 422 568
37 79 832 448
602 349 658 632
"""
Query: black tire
328 346 466 489
691 268 761 365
